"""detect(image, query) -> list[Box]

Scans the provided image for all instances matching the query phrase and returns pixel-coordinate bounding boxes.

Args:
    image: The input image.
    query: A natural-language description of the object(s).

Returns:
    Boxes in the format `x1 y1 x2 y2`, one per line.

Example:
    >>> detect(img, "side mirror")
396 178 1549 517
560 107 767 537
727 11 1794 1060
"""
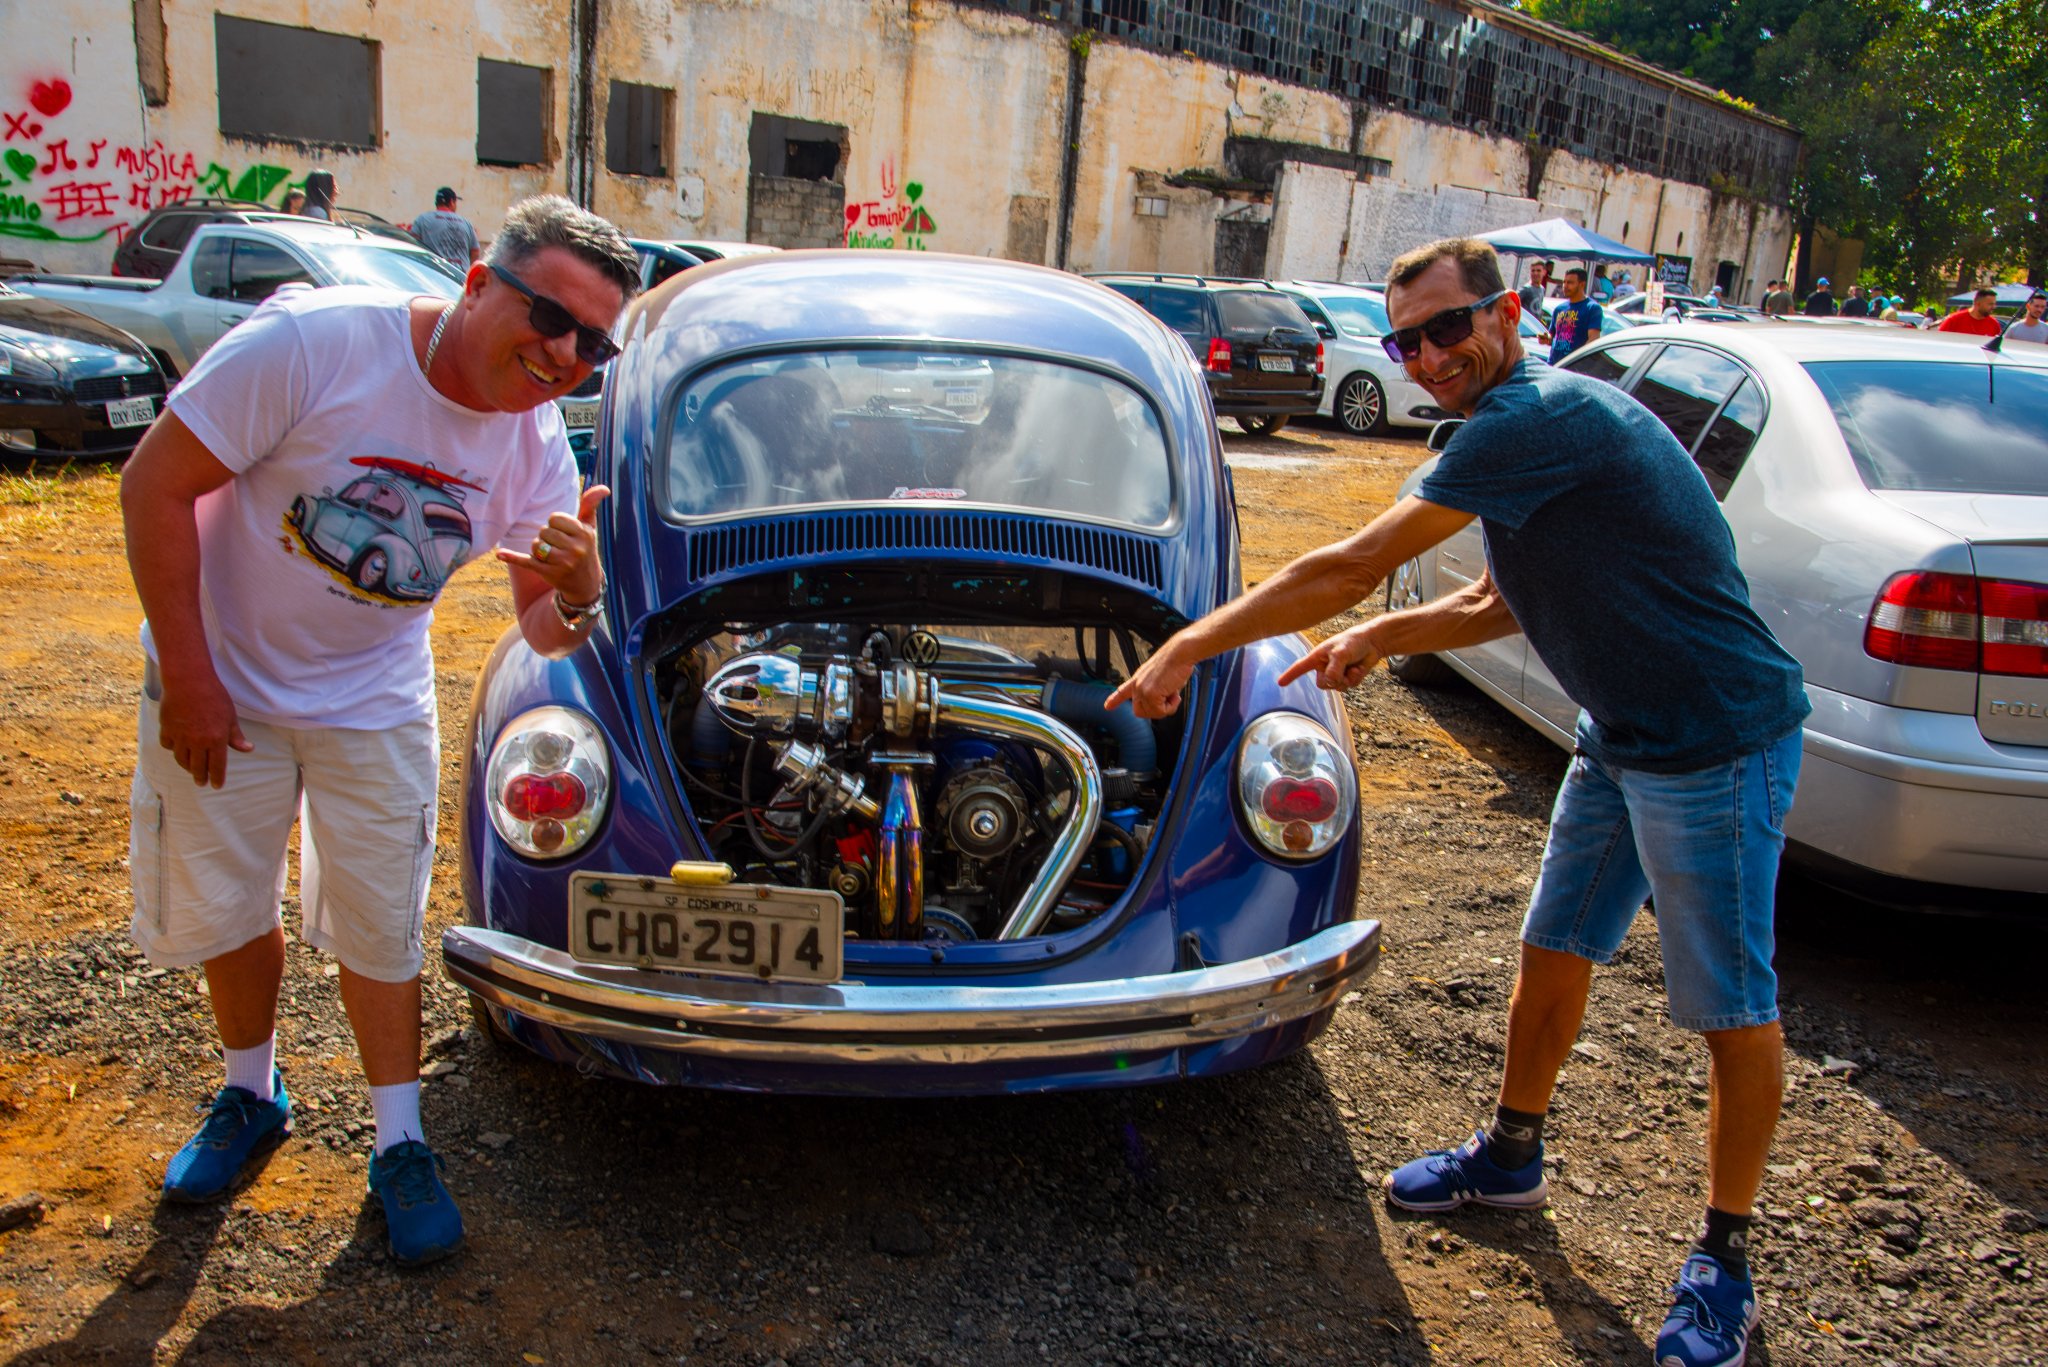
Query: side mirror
1425 419 1464 453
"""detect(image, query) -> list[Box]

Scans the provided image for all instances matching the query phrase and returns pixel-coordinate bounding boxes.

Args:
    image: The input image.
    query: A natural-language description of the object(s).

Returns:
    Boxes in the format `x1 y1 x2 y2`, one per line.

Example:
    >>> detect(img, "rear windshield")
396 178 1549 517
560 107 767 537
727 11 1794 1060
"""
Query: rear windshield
1804 361 2048 496
663 350 1173 528
1218 291 1311 335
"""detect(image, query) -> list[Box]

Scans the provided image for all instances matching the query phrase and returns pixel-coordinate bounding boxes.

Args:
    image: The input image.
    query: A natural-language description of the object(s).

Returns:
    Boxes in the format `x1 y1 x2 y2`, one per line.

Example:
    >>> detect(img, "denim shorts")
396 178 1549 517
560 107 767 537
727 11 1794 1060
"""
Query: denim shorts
1520 727 1802 1032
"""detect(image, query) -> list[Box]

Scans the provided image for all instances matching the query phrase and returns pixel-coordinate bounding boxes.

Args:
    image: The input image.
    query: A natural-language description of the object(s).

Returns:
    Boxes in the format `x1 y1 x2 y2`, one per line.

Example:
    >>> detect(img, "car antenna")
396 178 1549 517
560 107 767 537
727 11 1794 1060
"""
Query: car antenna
1983 321 2006 353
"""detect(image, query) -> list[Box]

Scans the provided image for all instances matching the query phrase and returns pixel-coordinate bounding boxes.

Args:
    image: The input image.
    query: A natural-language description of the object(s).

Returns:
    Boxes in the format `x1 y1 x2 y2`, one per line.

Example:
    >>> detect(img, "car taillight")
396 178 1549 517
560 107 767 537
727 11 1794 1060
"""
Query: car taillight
1314 340 1325 375
485 706 613 858
1864 571 2048 677
1237 714 1356 859
1205 338 1232 373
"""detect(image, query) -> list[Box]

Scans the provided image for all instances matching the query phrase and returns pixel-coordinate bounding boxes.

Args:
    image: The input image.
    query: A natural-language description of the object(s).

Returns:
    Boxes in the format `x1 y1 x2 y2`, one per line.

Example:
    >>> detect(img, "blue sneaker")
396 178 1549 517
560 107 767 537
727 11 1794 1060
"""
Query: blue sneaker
368 1140 464 1266
1656 1253 1759 1367
162 1070 292 1203
1384 1129 1549 1212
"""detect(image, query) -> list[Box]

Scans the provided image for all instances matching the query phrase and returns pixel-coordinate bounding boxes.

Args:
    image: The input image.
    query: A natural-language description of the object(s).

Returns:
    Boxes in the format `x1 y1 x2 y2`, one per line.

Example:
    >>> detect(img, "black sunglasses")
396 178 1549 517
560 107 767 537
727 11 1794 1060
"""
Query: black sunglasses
489 263 622 366
1381 289 1512 363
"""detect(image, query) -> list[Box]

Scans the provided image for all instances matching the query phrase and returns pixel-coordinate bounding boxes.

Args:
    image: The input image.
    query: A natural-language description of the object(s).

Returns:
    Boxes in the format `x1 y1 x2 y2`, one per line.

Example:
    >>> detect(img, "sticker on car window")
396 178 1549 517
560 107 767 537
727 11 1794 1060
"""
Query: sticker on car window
889 486 969 500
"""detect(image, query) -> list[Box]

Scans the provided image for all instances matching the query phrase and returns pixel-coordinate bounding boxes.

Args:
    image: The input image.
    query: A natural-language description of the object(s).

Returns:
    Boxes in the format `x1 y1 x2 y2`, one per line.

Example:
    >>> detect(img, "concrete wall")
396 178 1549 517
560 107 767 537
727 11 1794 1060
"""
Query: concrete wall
1 0 1795 292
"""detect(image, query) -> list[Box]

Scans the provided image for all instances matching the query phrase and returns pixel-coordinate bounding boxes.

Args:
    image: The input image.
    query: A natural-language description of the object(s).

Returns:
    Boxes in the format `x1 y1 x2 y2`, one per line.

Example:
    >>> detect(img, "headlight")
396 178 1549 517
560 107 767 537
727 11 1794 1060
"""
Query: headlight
484 706 612 859
1236 713 1356 860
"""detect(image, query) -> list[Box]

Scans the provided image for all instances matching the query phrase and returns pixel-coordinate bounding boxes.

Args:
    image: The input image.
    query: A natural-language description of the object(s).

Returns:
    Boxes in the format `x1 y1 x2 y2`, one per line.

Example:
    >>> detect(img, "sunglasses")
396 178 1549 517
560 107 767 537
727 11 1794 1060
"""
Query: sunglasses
1380 289 1512 364
489 263 622 366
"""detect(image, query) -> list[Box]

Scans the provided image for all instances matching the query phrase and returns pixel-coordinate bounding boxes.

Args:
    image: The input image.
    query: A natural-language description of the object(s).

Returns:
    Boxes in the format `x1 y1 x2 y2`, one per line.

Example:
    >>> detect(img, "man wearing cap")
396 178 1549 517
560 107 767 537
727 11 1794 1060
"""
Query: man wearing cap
412 188 482 270
1802 277 1837 316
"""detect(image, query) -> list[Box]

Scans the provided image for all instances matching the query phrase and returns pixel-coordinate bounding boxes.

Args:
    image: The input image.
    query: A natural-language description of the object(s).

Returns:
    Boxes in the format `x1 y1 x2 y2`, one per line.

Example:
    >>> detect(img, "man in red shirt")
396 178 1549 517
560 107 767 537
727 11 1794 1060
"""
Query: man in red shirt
1938 288 2003 336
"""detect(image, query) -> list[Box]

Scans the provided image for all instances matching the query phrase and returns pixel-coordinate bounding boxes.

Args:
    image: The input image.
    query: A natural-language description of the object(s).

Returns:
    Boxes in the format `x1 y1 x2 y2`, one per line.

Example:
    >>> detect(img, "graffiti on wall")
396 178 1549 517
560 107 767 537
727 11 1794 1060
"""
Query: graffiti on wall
844 157 937 251
0 75 299 247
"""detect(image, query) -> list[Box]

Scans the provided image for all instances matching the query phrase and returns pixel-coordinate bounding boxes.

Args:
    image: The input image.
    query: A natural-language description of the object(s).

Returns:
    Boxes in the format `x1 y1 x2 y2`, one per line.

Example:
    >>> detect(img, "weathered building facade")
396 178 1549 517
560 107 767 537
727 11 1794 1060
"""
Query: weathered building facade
4 1 1797 298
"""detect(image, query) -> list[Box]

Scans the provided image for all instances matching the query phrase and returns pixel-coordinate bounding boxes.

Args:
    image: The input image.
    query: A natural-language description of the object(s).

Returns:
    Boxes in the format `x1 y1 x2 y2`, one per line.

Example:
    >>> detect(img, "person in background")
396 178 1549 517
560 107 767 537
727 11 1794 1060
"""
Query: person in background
1590 264 1614 302
1802 277 1837 316
1839 285 1869 318
1610 269 1636 301
1517 259 1552 314
1548 268 1603 364
1938 288 2003 336
1878 295 1901 323
1761 280 1793 316
120 194 639 1267
2001 291 2048 344
411 187 483 270
301 170 337 222
279 189 307 216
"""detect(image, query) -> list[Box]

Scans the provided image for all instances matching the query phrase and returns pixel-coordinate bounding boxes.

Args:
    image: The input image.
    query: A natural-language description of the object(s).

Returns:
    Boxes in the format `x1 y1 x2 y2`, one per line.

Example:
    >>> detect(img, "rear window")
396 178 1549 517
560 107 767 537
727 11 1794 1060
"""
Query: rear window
1805 361 2048 496
664 350 1173 528
1218 291 1310 335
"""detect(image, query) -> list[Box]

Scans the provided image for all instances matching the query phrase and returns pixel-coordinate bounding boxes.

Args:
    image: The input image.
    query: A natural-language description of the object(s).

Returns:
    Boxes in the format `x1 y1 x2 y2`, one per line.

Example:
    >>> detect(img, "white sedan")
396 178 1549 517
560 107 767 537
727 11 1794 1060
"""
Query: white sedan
1389 324 2048 908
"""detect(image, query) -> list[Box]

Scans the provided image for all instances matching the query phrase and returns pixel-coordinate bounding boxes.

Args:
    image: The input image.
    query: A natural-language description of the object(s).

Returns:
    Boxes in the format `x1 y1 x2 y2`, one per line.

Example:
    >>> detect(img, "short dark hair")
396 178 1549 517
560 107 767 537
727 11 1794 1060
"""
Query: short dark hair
1564 267 1589 284
1975 287 1999 301
1386 237 1507 299
487 194 641 300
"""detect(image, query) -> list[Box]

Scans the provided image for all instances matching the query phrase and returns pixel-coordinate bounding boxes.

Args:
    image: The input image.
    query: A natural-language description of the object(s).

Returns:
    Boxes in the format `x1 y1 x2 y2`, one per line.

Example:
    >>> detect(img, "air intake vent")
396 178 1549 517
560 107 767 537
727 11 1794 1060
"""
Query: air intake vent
686 511 1164 590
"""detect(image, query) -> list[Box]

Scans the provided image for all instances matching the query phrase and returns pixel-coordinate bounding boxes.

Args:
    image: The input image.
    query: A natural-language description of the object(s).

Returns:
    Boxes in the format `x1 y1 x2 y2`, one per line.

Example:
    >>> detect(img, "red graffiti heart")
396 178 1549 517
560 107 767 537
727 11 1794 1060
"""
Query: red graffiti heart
844 205 862 228
29 80 71 118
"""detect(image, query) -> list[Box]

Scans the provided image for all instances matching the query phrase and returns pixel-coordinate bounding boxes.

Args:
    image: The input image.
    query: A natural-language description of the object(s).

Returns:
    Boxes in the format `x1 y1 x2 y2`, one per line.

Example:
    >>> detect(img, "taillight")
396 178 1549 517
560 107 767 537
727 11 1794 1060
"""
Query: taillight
485 706 613 858
1864 571 2048 677
1237 714 1356 860
1205 338 1233 373
1314 340 1325 375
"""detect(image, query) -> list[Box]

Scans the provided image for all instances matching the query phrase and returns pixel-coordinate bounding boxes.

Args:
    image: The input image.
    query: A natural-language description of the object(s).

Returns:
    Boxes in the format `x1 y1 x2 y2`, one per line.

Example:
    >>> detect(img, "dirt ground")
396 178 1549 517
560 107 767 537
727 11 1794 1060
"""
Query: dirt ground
0 424 2042 1367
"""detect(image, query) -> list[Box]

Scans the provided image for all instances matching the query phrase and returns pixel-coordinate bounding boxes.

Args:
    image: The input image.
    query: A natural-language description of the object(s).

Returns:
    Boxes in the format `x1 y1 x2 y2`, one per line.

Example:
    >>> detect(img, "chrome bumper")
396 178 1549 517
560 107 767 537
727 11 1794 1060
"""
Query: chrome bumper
442 919 1380 1067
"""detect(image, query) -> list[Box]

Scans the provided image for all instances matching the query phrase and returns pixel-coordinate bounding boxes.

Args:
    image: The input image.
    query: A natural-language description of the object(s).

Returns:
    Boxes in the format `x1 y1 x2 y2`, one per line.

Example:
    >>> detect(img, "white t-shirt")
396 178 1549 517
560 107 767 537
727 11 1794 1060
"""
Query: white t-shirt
154 285 576 729
2005 318 2048 345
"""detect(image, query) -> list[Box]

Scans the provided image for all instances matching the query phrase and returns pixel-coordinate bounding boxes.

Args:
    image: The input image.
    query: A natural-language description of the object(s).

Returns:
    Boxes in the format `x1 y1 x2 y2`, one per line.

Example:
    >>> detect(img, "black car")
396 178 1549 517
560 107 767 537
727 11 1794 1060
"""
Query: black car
1090 273 1324 434
0 284 167 459
114 198 418 279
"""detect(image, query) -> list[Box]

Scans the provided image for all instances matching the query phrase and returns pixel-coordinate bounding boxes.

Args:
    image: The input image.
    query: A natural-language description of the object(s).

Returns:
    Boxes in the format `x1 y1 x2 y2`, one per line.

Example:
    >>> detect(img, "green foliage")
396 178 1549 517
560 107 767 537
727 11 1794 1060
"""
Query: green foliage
1525 0 2048 290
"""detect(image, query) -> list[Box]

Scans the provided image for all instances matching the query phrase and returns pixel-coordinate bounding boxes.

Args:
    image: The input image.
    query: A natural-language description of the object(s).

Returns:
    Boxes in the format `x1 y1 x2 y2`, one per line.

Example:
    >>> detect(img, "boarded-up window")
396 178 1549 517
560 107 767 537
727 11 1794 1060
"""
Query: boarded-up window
604 81 671 178
477 59 550 167
215 15 378 149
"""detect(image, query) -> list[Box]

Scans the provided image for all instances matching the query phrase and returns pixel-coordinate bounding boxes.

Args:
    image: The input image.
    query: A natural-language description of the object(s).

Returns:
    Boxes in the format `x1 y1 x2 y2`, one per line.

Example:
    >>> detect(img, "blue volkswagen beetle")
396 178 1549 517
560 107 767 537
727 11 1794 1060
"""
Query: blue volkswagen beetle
442 252 1380 1095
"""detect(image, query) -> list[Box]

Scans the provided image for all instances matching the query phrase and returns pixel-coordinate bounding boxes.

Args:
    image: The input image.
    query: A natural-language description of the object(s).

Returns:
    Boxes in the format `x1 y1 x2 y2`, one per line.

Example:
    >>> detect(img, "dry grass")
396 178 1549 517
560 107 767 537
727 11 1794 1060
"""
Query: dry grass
0 460 123 536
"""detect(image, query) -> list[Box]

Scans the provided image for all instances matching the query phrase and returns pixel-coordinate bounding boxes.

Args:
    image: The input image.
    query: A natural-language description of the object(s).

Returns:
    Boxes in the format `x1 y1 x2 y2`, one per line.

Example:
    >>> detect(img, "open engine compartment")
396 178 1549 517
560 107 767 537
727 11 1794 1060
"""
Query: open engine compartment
650 609 1184 946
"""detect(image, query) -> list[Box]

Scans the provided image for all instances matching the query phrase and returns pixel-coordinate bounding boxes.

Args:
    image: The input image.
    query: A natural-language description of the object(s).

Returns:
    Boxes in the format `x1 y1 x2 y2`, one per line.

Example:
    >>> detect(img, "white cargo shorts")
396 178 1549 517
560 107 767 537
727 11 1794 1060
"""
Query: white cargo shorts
128 662 439 983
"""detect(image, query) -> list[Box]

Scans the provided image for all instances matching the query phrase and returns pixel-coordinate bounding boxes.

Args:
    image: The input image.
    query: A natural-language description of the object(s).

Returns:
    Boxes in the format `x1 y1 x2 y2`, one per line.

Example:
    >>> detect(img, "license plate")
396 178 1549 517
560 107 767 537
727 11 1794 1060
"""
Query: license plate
558 400 600 429
568 872 845 984
1258 354 1295 373
941 386 979 408
106 396 155 427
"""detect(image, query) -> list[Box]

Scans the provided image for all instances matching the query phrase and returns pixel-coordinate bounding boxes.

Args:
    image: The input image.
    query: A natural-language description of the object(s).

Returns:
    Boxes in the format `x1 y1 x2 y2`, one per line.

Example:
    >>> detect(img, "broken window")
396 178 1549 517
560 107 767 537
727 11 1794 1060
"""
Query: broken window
605 81 672 178
214 15 378 149
478 59 550 168
748 114 845 182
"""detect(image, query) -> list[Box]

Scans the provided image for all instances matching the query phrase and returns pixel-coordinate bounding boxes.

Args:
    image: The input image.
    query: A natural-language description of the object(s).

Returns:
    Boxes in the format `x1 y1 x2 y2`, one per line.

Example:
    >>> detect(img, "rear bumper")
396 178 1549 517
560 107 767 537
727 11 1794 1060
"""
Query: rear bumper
442 917 1380 1067
1210 379 1324 418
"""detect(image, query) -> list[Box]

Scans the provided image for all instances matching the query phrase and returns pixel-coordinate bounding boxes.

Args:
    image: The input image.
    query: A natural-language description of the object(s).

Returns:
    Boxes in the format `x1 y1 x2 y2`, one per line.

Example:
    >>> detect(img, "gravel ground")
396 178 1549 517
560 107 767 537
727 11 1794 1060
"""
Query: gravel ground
0 430 2042 1366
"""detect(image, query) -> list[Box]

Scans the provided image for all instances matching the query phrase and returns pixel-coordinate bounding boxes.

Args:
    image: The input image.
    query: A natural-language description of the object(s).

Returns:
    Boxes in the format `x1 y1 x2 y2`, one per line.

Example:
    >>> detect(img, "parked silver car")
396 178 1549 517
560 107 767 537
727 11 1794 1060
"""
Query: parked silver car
1390 325 2048 907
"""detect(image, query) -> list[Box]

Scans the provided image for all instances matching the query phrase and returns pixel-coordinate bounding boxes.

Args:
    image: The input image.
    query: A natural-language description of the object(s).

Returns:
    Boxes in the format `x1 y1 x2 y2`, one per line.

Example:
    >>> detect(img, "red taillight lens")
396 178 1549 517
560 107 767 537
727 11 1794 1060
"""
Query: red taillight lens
502 771 587 822
1205 338 1232 373
1982 578 2048 677
1261 775 1339 823
1315 340 1325 375
1864 571 2048 677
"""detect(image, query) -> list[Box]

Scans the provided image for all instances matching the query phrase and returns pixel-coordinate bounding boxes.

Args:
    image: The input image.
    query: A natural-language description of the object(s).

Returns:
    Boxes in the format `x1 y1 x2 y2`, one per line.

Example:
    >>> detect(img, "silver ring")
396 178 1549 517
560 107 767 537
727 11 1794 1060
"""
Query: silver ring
535 540 552 562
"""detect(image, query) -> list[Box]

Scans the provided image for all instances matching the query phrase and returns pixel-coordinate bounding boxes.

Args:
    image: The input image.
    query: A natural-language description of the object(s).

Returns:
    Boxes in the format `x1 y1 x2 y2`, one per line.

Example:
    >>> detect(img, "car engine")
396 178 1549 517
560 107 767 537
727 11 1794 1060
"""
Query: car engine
663 623 1165 942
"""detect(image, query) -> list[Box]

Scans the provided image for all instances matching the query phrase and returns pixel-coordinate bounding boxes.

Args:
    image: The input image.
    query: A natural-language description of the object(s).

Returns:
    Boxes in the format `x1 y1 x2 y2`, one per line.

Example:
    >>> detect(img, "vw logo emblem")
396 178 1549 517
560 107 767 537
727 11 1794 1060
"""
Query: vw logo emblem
901 630 942 665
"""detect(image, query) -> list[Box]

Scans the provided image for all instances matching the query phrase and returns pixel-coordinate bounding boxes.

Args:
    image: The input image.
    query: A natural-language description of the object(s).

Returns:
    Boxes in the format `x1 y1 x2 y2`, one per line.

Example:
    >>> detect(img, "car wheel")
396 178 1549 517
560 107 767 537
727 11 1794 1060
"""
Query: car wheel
1383 556 1456 685
1336 372 1387 436
1235 414 1290 436
349 546 390 594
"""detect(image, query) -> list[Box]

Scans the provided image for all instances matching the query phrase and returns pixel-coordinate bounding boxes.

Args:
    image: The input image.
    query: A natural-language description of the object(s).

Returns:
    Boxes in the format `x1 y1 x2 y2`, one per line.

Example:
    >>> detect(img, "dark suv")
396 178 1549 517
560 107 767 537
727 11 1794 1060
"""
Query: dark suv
1090 273 1324 434
113 199 417 279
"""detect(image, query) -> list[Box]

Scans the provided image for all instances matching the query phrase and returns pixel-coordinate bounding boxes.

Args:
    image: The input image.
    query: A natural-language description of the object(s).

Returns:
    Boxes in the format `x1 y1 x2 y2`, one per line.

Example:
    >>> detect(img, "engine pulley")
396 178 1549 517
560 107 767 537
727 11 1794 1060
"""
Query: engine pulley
936 764 1031 860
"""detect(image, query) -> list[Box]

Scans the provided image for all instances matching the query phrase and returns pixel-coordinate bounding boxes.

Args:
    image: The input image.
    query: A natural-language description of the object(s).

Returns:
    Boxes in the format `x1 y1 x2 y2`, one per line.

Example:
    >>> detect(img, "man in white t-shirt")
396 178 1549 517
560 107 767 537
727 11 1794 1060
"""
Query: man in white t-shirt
120 195 638 1265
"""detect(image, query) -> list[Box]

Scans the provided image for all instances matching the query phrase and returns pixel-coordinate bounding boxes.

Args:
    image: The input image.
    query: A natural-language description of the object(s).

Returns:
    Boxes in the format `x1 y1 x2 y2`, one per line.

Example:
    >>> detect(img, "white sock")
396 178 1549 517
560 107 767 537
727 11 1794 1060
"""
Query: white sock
223 1038 276 1101
370 1081 424 1155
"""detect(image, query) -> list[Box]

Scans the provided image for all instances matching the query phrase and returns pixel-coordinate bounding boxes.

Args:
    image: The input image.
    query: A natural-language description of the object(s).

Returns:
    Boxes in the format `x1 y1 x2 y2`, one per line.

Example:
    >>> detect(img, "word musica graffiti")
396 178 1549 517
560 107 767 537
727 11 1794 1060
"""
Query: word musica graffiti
0 76 295 245
844 178 938 252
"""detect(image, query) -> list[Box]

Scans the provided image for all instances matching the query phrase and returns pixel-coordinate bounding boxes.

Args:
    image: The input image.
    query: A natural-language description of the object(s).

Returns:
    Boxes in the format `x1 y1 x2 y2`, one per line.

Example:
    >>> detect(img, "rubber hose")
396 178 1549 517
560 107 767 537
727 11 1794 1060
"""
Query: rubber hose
1043 678 1157 778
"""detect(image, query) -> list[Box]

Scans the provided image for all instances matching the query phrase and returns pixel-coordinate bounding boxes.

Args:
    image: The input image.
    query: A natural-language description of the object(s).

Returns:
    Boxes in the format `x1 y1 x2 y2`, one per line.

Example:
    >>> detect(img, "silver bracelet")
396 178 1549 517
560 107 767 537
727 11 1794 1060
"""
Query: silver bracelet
552 585 604 631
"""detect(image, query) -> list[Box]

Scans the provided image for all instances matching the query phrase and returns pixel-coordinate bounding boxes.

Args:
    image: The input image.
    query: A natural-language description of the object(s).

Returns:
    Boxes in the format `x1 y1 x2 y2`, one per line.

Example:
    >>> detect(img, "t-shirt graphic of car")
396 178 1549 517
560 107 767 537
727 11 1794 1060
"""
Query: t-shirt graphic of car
286 456 483 605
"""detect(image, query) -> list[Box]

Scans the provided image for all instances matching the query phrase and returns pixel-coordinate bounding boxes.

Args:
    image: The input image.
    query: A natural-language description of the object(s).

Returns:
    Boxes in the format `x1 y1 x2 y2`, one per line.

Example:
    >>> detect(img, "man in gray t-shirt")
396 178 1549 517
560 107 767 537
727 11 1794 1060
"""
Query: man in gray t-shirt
411 187 480 269
2006 292 2048 345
